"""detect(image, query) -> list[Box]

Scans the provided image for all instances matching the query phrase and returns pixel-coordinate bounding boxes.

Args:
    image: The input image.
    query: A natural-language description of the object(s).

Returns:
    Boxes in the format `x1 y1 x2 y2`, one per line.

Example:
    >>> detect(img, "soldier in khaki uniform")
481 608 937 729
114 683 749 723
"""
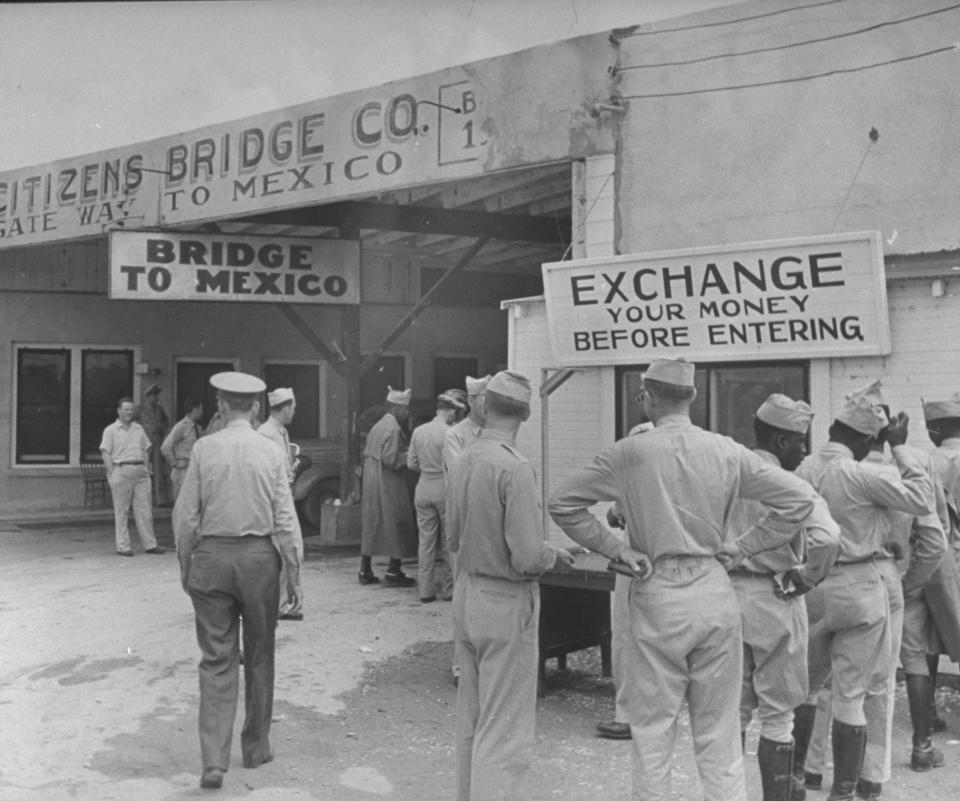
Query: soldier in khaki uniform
792 383 934 801
550 358 820 801
447 371 648 801
727 395 840 801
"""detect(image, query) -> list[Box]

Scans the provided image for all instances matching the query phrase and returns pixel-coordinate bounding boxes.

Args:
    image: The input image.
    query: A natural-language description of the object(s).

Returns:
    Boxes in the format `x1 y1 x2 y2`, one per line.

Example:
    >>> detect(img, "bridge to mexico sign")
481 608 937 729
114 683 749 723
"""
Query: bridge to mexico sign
541 231 890 366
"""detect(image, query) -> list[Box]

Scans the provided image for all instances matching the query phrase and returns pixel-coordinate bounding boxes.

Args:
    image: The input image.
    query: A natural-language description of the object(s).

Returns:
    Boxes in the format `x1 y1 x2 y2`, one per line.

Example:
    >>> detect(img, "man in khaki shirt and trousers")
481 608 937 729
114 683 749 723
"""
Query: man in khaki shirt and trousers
446 371 650 801
550 358 820 801
173 372 301 791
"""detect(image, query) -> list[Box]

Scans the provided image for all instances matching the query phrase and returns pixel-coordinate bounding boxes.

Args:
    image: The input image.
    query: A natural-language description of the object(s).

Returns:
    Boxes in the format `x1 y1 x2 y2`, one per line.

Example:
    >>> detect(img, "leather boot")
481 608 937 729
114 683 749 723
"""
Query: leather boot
758 737 794 801
790 704 817 801
827 721 866 801
927 654 948 731
905 673 945 771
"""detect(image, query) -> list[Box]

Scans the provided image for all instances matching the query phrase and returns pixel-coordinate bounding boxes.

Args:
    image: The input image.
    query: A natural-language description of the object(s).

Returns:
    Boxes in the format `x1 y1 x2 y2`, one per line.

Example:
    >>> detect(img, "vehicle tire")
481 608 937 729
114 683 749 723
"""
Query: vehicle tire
299 477 342 529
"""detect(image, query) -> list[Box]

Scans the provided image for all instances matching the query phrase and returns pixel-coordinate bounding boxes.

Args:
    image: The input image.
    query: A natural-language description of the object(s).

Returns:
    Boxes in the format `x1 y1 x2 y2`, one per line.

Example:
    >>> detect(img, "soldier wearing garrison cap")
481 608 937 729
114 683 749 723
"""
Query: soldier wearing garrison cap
551 357 820 801
919 393 960 743
792 381 935 800
258 387 305 621
359 386 417 587
447 370 584 800
407 389 467 603
137 382 171 506
726 394 840 800
173 371 300 790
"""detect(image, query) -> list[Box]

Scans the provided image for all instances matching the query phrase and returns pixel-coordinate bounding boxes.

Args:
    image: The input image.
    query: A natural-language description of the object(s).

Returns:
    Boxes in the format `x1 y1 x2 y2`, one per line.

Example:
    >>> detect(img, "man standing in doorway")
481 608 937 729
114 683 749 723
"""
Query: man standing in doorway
173 372 300 790
549 358 820 801
359 387 417 587
137 383 170 506
100 397 164 557
258 387 305 621
161 396 203 503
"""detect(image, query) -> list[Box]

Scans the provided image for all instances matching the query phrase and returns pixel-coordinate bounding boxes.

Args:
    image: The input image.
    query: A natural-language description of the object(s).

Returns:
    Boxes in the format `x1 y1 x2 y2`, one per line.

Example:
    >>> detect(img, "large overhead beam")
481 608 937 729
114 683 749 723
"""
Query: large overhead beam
240 201 568 245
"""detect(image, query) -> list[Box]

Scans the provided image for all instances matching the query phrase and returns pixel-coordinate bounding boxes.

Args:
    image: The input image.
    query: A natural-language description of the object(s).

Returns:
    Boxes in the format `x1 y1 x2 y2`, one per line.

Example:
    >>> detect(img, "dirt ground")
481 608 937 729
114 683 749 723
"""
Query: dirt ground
1 517 959 800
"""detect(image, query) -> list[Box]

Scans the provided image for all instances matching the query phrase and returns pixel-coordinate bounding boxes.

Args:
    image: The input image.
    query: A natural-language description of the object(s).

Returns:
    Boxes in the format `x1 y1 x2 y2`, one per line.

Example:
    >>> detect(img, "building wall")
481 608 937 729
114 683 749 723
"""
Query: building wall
615 0 960 258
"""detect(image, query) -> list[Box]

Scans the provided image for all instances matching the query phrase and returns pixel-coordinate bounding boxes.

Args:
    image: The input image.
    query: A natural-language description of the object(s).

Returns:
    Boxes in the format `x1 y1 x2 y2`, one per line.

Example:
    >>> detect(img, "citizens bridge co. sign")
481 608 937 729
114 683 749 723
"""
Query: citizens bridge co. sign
541 231 890 365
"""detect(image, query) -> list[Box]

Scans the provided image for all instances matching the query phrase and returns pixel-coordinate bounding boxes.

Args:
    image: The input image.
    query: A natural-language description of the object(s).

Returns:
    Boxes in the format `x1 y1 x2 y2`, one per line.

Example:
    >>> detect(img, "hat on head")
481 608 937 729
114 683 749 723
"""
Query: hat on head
465 375 492 396
922 393 960 422
486 370 532 404
145 383 162 396
438 389 468 410
756 393 814 434
386 386 412 406
210 372 266 397
645 358 695 387
267 387 295 407
844 379 885 407
836 383 888 436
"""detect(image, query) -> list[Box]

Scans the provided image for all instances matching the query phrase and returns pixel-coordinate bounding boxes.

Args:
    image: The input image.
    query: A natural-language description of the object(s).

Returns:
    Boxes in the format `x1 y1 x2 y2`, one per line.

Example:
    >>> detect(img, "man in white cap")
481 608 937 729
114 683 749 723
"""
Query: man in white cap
447 370 627 801
359 386 417 586
137 382 171 506
791 382 934 801
173 371 300 790
726 394 840 801
100 396 164 556
259 388 305 621
443 374 490 682
407 389 468 602
550 357 821 801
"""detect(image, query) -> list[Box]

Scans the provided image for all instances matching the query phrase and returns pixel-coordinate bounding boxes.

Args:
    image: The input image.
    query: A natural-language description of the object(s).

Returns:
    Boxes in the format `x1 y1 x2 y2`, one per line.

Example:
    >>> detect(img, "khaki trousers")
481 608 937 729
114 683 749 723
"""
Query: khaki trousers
415 476 452 600
612 572 631 723
187 536 280 772
108 464 157 552
733 572 809 742
805 562 889 726
453 573 539 801
625 556 746 801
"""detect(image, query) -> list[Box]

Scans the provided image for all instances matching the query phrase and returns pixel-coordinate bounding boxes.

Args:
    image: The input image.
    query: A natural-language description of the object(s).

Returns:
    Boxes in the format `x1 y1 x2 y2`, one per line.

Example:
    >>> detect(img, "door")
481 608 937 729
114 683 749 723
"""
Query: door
176 361 237 429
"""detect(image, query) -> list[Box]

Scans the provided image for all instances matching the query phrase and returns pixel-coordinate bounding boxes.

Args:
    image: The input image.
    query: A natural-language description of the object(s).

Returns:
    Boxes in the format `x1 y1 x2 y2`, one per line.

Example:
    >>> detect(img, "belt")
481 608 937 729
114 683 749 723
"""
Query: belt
729 567 776 578
115 461 144 466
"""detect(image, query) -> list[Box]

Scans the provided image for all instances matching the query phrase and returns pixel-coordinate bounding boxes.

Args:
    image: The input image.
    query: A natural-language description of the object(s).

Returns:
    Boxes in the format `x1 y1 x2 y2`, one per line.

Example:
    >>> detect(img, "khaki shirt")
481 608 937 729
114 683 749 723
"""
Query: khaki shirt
549 414 819 563
408 417 449 478
173 419 299 584
258 416 294 482
161 416 200 469
442 417 482 475
796 442 934 563
446 428 558 581
729 448 840 582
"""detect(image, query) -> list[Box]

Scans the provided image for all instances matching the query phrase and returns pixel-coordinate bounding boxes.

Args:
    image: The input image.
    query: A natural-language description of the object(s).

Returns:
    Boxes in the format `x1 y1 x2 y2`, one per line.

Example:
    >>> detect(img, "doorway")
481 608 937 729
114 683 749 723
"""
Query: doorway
176 360 238 430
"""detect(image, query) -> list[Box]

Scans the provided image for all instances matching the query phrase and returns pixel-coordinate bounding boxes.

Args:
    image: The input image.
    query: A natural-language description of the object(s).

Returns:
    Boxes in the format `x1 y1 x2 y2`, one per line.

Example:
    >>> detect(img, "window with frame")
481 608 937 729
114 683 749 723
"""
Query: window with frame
617 361 809 446
263 362 321 440
15 345 135 466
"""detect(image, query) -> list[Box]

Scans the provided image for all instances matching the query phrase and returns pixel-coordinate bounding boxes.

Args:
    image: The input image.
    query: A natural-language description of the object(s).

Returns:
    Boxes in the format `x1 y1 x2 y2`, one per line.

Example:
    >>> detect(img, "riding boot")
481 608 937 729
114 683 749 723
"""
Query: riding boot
758 737 794 801
905 673 945 771
926 654 947 732
790 704 817 801
826 720 866 801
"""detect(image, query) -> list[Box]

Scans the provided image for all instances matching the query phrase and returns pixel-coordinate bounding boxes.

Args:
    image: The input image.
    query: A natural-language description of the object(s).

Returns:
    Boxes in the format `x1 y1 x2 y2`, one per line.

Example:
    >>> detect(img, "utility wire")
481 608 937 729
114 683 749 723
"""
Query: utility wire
616 4 960 71
614 0 848 39
621 45 957 99
559 171 614 262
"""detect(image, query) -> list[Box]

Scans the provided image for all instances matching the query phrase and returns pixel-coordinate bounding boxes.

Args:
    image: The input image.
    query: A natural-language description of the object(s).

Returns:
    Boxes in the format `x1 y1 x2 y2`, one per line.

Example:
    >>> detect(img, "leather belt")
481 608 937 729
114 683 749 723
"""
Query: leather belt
115 461 144 466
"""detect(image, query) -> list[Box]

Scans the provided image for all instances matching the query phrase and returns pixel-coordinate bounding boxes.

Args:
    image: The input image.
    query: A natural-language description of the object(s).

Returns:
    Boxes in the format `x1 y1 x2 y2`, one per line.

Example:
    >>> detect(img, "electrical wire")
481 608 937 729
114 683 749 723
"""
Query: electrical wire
613 0 848 39
558 171 615 261
621 44 957 99
615 4 960 71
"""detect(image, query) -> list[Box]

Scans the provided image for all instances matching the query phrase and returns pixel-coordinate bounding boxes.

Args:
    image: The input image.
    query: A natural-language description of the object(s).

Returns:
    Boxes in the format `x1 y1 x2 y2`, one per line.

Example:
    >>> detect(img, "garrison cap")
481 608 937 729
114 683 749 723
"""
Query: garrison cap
922 393 960 422
465 375 492 396
438 389 468 410
386 386 412 405
145 383 162 396
836 380 888 436
645 358 695 387
210 371 266 398
267 387 294 407
756 394 814 434
487 370 532 404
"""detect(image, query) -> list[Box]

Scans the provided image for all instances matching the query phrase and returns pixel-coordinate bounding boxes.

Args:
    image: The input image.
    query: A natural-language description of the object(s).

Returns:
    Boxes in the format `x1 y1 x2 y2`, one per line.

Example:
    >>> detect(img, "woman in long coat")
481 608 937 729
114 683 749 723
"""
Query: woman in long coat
359 387 417 586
